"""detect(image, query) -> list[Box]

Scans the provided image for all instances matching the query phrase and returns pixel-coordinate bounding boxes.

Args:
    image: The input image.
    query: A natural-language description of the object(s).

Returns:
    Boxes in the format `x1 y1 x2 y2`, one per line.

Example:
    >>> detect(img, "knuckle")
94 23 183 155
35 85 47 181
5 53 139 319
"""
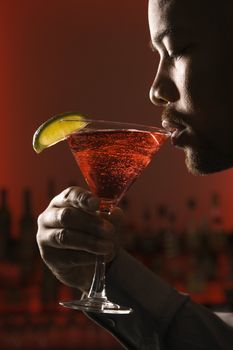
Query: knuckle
36 230 42 245
54 228 68 246
63 186 82 204
36 235 48 261
63 186 76 203
37 212 45 227
76 190 91 208
58 207 71 226
36 225 46 248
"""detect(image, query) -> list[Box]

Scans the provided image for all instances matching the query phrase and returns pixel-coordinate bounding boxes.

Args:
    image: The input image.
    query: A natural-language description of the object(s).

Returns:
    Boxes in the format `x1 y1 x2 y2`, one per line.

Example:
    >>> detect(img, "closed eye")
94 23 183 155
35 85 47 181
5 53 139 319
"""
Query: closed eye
168 45 193 60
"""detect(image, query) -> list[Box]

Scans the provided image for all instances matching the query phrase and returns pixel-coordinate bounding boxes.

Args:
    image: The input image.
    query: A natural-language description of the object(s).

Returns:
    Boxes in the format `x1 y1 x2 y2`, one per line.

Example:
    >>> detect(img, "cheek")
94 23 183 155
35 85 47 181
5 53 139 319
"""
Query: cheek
175 57 227 121
172 60 197 114
174 58 233 146
183 54 232 115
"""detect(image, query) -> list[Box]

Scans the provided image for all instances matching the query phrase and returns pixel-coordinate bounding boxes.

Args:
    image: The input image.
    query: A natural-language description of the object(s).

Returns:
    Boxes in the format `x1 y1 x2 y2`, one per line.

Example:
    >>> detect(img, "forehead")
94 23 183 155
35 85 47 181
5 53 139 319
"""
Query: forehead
148 0 233 48
148 0 211 38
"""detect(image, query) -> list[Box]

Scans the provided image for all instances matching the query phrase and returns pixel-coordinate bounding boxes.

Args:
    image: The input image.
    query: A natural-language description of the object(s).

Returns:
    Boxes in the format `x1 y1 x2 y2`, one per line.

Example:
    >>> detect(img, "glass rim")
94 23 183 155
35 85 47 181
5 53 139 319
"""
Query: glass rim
59 117 171 135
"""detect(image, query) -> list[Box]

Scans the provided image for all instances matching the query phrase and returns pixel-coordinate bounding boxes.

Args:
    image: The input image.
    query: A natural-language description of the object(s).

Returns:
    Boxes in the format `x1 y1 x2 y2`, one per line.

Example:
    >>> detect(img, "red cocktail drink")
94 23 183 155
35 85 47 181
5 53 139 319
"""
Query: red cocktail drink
68 129 168 211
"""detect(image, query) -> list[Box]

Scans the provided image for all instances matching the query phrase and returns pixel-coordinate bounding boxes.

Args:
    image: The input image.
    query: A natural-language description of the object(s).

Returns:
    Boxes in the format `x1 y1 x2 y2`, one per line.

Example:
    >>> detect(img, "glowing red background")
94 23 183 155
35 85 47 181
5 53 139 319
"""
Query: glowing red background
1 0 233 231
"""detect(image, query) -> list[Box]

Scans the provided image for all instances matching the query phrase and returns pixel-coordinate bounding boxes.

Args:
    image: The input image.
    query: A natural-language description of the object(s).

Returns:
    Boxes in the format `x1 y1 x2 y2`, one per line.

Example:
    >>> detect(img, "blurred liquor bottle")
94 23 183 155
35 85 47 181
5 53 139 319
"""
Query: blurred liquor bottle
209 192 230 287
185 197 199 253
0 188 12 261
40 180 59 310
206 193 225 280
184 197 207 294
209 192 226 256
18 188 37 284
209 192 224 234
163 211 180 259
150 205 169 275
161 209 181 282
155 204 169 255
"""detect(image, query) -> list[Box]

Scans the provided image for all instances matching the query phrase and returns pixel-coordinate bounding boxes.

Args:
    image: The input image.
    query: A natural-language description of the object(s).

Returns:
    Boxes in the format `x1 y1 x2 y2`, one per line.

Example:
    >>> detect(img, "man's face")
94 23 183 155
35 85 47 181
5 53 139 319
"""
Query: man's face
148 0 233 174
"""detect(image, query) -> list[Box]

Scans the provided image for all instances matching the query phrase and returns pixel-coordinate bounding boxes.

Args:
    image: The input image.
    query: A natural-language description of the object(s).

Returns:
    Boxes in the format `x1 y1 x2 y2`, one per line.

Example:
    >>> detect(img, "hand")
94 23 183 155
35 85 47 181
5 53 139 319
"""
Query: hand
36 186 124 292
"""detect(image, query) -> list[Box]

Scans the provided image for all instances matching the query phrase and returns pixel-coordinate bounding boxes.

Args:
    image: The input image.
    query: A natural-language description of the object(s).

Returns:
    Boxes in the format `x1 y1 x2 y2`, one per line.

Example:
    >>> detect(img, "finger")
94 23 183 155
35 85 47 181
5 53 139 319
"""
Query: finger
38 228 114 255
41 245 97 267
39 206 116 240
40 205 100 228
40 246 96 289
50 186 100 212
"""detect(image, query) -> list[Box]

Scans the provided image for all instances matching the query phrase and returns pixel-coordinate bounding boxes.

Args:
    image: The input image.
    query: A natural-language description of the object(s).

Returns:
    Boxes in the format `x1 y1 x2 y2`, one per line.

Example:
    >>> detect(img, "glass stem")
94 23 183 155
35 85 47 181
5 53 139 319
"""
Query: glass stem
87 205 111 301
87 256 107 300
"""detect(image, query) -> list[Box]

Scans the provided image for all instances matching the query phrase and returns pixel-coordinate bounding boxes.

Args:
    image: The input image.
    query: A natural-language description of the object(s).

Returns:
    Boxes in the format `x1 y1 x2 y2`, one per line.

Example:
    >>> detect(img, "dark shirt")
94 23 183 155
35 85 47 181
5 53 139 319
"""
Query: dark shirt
88 249 233 350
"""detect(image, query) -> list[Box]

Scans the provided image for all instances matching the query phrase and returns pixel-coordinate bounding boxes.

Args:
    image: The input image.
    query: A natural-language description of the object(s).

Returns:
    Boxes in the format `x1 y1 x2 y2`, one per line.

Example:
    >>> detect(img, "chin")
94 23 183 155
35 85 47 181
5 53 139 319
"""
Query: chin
184 148 233 175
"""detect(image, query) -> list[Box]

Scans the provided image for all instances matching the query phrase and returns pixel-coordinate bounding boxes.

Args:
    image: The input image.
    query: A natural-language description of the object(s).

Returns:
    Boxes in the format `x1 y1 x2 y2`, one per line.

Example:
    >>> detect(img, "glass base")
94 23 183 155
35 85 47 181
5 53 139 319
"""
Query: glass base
59 297 133 314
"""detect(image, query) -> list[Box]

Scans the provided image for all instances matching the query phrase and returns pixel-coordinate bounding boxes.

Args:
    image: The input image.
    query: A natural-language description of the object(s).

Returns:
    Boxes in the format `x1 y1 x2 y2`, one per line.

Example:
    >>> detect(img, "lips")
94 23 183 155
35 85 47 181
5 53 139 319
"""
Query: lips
162 119 185 136
162 120 187 146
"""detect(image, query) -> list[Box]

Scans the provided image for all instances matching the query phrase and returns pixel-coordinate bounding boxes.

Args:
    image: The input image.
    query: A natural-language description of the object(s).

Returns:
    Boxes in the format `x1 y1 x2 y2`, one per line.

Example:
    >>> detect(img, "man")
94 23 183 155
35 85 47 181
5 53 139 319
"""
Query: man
37 0 233 349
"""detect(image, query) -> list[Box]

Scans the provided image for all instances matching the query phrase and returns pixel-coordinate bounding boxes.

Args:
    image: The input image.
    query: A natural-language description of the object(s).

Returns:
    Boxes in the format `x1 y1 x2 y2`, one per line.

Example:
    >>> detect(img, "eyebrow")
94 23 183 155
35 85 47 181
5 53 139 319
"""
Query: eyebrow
149 28 177 52
149 26 190 52
152 28 176 44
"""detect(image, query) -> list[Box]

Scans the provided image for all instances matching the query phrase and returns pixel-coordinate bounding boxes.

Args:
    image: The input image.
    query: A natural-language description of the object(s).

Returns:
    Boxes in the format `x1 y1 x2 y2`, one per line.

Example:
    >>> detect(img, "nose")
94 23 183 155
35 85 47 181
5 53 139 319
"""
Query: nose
149 62 179 106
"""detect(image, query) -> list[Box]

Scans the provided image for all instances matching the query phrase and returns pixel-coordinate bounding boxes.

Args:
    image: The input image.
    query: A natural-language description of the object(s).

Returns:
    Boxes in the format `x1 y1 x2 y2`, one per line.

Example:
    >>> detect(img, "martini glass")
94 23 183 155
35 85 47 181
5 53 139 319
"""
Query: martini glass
59 118 170 314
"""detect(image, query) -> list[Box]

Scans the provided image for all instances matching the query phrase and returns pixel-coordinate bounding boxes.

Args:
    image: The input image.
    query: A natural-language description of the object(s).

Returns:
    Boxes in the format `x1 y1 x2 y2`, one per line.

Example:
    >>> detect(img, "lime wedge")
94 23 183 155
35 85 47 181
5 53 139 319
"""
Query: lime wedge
33 112 89 153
